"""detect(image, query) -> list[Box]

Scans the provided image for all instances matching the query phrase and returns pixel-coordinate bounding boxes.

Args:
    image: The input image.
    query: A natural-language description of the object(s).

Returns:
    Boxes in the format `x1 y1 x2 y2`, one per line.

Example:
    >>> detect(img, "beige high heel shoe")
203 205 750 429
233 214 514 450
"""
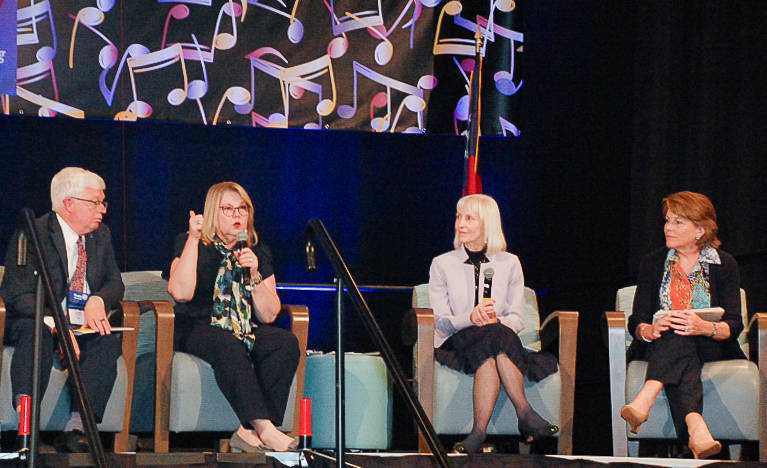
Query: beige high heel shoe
688 439 722 459
620 405 649 434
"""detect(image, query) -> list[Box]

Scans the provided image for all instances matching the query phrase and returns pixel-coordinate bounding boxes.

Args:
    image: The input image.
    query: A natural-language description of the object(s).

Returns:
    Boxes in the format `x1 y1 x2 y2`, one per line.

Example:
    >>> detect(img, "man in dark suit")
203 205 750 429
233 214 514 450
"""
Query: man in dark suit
0 167 124 453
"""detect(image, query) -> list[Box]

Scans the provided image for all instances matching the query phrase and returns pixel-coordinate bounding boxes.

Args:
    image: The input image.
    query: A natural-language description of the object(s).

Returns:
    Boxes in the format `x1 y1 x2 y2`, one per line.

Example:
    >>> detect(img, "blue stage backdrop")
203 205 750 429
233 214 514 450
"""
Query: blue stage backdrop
0 114 537 354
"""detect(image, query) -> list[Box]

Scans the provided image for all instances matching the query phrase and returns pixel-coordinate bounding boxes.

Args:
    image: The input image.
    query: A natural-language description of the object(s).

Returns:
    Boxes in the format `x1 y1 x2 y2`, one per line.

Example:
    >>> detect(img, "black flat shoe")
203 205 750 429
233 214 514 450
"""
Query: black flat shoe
53 430 89 453
452 442 470 454
518 415 559 444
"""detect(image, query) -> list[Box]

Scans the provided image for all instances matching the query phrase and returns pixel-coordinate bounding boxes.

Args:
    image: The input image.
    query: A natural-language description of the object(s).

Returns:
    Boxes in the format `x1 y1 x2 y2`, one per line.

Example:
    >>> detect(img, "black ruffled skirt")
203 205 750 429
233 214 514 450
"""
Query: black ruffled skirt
435 323 557 382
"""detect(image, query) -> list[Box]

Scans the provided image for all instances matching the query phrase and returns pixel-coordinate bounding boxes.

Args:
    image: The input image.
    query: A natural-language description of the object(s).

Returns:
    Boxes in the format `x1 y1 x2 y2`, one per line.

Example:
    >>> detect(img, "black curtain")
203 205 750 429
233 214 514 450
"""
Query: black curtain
630 1 767 310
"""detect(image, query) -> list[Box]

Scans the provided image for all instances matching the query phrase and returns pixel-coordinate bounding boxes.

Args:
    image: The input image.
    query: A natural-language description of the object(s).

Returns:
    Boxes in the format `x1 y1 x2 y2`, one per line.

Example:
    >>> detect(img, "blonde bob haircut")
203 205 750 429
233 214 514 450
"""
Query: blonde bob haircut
200 182 258 247
453 194 507 255
51 167 105 212
662 191 721 249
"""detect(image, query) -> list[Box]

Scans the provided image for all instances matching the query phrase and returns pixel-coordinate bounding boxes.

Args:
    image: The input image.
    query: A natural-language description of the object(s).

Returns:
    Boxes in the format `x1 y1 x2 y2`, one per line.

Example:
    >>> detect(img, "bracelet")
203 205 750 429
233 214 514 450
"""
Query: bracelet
639 324 652 342
710 322 718 338
250 272 263 289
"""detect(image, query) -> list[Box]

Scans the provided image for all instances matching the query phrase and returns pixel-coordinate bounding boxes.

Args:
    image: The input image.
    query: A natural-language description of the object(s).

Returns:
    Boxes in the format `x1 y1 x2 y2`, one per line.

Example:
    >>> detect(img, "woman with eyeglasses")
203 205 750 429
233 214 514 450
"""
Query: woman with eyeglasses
166 182 299 452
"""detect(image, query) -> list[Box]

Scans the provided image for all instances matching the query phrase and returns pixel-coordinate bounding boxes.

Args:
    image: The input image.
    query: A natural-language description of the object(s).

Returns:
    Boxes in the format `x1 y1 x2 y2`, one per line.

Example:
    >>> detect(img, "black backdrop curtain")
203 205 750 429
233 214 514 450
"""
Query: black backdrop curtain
630 1 767 308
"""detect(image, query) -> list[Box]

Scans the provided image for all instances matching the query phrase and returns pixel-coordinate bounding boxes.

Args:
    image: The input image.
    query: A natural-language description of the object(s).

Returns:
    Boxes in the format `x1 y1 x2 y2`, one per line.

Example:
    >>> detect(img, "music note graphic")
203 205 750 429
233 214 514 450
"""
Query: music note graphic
278 54 337 118
14 86 84 118
247 0 304 44
343 11 393 66
457 11 523 96
337 61 436 132
187 34 210 123
69 8 112 70
432 1 475 56
498 116 520 137
123 43 189 120
322 0 348 58
16 46 59 102
161 1 242 63
212 86 250 125
238 48 333 129
17 0 57 54
328 0 383 36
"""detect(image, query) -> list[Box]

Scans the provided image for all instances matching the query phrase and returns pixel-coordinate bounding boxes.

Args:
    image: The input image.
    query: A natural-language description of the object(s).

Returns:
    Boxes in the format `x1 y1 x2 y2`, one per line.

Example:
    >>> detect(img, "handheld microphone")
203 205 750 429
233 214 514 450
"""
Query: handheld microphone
482 268 494 302
236 231 251 288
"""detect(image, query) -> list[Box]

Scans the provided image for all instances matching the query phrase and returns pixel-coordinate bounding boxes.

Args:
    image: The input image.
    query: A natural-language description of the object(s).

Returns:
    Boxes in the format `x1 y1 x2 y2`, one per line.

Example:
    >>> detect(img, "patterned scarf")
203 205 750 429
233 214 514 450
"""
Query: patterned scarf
660 248 718 311
211 238 256 351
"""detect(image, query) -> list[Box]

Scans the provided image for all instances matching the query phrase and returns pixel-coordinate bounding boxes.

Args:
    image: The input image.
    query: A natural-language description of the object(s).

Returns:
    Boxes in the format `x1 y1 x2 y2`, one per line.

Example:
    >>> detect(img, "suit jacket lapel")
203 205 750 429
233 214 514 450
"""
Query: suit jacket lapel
85 231 96 287
46 213 70 293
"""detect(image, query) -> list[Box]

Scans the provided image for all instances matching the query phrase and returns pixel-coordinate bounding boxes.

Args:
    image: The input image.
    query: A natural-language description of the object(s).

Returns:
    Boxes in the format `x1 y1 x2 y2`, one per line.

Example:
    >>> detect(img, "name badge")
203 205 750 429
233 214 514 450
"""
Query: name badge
67 290 89 326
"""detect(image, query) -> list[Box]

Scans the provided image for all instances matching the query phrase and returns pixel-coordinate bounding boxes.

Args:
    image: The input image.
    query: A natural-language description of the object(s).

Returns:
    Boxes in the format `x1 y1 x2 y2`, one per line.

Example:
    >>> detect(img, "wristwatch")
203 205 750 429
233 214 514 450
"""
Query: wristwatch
250 272 263 290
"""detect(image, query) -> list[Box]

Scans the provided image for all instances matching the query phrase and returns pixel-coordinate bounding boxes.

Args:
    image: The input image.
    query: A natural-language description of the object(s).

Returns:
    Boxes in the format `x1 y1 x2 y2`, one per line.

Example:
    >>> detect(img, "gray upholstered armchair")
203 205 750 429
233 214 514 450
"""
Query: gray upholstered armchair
0 266 139 452
405 284 578 454
606 286 767 460
120 271 309 453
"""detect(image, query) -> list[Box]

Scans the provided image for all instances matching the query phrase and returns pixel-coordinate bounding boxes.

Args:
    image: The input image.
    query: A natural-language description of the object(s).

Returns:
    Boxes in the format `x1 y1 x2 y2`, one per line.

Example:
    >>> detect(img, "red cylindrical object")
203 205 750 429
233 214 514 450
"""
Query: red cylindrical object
299 398 312 436
299 398 312 451
19 396 31 436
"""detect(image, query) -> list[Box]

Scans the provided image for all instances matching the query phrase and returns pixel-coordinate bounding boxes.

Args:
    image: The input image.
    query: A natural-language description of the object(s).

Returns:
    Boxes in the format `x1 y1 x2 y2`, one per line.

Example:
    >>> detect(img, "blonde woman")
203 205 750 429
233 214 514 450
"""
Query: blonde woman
428 194 558 454
167 182 298 452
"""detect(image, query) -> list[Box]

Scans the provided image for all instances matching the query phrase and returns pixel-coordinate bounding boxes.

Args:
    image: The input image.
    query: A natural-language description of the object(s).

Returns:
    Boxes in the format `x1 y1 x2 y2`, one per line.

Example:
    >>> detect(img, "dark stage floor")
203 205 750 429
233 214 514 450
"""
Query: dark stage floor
0 452 763 468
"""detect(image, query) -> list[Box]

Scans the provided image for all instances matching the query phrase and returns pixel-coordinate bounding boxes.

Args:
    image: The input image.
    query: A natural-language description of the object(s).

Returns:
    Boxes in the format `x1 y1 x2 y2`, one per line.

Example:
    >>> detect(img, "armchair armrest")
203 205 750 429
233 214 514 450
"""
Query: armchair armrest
280 305 310 438
405 308 435 453
747 312 767 461
539 311 578 456
114 300 140 452
141 300 174 454
604 311 628 456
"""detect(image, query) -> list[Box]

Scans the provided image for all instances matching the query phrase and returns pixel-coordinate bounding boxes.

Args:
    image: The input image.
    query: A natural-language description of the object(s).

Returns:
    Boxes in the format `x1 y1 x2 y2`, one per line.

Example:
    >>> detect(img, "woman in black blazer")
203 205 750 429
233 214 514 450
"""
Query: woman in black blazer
621 192 744 459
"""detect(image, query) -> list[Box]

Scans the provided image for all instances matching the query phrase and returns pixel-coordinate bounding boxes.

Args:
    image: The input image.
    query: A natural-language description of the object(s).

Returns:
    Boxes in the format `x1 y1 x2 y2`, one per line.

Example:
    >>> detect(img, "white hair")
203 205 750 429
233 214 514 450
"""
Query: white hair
453 194 507 255
50 167 105 211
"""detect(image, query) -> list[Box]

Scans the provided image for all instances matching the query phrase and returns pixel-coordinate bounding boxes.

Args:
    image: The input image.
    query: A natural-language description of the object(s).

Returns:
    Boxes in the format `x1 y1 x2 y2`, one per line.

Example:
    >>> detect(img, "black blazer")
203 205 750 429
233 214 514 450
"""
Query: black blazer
626 247 745 361
0 212 124 320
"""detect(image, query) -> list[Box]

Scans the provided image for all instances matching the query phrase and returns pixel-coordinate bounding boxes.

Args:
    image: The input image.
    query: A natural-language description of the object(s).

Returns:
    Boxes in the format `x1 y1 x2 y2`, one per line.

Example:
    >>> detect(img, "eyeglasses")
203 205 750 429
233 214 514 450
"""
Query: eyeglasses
219 205 250 217
71 197 108 211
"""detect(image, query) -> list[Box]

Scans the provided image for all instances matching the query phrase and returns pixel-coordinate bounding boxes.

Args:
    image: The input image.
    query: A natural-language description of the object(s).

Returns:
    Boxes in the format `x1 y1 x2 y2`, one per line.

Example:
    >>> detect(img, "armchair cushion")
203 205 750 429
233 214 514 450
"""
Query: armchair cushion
625 359 760 440
432 361 560 435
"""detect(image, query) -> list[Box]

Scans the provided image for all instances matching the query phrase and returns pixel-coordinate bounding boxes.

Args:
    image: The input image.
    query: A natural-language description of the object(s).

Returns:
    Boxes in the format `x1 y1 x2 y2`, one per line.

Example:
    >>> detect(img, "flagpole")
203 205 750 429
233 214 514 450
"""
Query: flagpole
463 27 483 195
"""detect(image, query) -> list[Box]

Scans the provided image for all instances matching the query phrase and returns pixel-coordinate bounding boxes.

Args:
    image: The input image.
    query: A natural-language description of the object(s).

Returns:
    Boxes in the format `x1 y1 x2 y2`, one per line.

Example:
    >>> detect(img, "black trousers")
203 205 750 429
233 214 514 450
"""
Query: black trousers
4 318 122 423
176 318 300 427
643 331 731 439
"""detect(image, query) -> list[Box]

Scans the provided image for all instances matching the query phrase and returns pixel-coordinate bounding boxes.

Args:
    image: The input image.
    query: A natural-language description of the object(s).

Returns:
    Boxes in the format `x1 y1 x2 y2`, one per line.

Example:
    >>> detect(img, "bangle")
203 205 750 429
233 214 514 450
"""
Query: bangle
639 324 652 342
710 322 718 338
250 272 263 289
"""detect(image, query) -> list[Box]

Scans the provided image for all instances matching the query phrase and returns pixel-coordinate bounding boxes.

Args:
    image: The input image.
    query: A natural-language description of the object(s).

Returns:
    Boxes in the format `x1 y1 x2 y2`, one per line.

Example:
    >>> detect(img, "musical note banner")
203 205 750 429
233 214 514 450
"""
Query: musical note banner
2 0 522 135
0 0 17 96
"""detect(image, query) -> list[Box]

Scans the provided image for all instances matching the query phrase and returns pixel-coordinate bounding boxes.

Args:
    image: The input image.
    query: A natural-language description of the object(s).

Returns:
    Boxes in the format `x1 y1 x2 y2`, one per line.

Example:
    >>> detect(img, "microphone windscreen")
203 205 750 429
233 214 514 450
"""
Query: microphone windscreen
236 231 248 248
484 267 495 279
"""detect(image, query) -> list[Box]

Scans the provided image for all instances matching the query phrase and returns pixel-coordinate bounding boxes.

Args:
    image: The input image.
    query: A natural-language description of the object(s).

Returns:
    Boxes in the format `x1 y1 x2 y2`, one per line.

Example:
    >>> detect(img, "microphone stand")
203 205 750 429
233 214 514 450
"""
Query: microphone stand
18 209 108 468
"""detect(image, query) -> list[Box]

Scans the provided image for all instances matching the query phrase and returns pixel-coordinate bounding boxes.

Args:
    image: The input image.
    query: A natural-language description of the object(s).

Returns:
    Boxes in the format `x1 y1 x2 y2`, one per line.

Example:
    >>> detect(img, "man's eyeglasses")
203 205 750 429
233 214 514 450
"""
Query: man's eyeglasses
71 197 108 211
220 205 250 217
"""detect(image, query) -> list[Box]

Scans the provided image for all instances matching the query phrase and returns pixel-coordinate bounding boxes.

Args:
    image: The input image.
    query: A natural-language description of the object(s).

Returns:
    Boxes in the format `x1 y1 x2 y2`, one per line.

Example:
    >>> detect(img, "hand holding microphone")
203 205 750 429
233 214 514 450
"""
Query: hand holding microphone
472 267 497 326
235 231 260 291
